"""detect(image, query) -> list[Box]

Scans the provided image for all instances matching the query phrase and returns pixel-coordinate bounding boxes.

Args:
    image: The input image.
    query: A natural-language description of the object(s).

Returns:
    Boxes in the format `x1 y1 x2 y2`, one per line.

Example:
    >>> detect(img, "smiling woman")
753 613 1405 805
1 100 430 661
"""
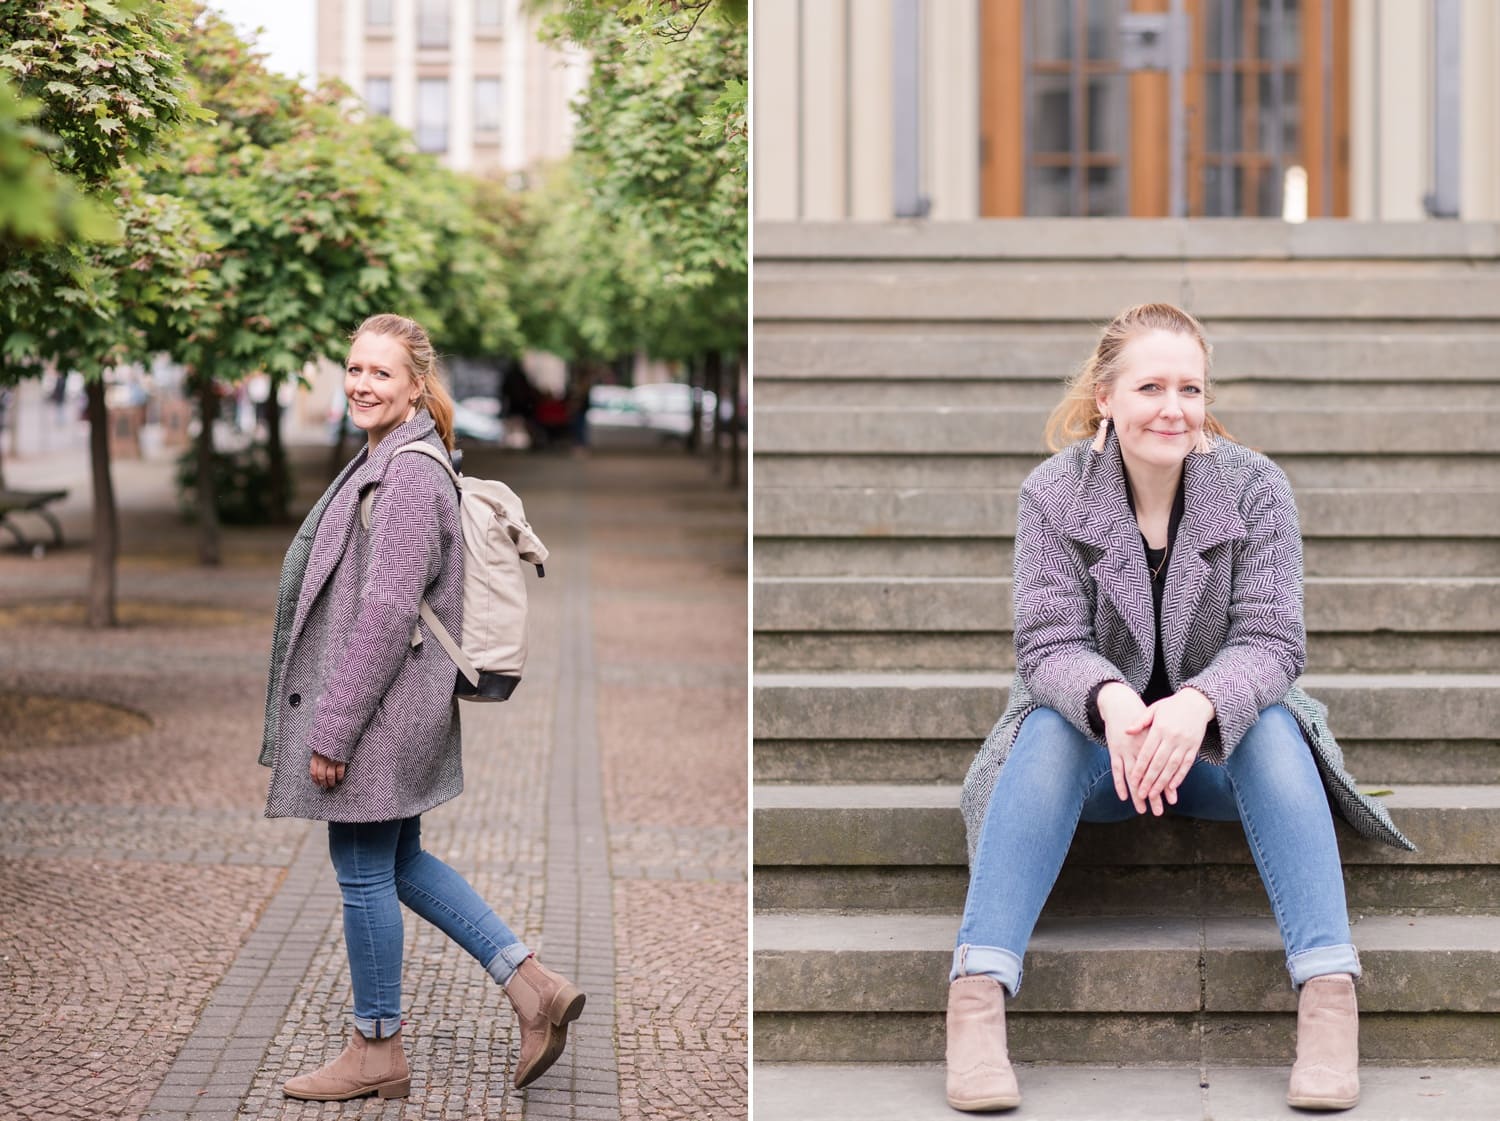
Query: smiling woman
947 302 1413 1114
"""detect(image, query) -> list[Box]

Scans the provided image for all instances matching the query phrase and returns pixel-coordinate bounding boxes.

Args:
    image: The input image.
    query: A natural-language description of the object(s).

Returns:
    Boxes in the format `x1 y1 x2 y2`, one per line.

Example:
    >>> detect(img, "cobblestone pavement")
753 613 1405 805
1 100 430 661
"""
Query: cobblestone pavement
0 440 747 1121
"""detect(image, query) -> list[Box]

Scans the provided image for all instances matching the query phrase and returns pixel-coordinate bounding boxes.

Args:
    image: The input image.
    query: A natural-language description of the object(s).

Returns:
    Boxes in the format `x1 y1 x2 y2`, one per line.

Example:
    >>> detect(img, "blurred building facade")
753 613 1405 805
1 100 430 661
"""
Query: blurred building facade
315 0 587 177
754 0 1500 221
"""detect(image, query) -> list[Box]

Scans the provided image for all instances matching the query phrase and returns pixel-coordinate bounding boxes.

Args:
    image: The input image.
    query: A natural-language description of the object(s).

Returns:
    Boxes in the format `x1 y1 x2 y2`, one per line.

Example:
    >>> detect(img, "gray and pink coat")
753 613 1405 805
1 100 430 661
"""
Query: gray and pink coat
259 412 465 822
959 427 1413 862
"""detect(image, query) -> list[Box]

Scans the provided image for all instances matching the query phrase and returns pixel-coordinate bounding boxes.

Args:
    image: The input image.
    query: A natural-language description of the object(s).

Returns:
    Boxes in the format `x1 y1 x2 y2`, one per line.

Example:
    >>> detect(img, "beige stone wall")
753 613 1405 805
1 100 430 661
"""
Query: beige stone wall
315 0 585 176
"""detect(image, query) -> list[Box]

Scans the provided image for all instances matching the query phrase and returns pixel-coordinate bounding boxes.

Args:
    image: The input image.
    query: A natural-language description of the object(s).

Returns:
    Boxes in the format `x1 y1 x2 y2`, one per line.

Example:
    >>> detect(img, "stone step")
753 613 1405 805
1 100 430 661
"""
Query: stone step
753 577 1500 675
755 377 1500 410
755 259 1500 322
754 452 1500 492
754 321 1500 383
754 405 1500 456
754 576 1500 635
755 217 1500 261
753 486 1500 540
754 1063 1500 1121
752 911 1500 1063
752 672 1500 743
754 537 1500 580
752 784 1500 915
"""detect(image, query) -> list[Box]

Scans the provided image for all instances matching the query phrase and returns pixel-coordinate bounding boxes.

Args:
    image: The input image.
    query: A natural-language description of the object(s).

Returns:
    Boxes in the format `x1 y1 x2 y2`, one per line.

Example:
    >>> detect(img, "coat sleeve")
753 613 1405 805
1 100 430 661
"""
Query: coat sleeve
1183 462 1306 761
305 455 453 764
1012 480 1130 742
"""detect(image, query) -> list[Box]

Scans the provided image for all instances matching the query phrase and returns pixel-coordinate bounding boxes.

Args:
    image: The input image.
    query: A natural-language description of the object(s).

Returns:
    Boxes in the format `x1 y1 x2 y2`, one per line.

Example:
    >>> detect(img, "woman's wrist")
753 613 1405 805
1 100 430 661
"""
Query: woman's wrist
1177 685 1216 720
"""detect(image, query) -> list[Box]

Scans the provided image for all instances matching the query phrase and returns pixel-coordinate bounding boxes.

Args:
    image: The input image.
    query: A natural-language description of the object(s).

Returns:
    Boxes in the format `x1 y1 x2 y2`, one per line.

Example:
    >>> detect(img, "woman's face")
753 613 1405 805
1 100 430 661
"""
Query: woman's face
1096 328 1207 475
345 332 420 447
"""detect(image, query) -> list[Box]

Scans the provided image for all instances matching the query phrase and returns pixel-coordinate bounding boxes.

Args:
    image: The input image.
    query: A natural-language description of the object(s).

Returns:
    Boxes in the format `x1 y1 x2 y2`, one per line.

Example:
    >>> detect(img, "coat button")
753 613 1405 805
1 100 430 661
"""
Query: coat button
289 693 301 707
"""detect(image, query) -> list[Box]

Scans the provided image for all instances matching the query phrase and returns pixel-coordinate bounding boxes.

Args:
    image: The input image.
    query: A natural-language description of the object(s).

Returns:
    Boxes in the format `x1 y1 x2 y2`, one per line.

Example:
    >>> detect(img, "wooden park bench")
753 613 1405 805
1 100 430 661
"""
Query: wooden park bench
0 488 68 551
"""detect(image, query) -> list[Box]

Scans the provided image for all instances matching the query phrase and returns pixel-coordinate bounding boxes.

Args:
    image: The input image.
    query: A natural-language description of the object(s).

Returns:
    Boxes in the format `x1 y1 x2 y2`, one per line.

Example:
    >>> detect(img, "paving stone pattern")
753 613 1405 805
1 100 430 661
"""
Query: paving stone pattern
0 444 747 1121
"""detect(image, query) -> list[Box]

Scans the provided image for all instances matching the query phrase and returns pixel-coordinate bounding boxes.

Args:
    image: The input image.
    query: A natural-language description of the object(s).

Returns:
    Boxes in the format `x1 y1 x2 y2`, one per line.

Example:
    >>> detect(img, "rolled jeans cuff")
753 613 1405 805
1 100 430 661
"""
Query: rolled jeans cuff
951 943 1023 997
486 940 533 986
354 1013 403 1040
1287 943 1361 989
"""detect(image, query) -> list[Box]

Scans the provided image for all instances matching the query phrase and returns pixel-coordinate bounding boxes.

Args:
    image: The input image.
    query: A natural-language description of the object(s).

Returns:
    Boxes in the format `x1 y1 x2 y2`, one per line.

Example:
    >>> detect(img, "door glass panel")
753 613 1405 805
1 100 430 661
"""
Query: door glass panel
1257 70 1300 152
1031 0 1074 61
1085 0 1119 60
1031 73 1073 153
1086 165 1125 216
1205 0 1244 62
1258 0 1302 62
1026 165 1076 215
1086 76 1126 154
1201 162 1242 216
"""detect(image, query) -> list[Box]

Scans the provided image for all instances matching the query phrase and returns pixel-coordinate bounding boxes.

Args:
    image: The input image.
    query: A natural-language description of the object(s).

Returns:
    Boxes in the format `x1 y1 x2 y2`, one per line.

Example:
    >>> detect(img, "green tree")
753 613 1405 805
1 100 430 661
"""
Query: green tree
0 75 114 248
0 0 210 625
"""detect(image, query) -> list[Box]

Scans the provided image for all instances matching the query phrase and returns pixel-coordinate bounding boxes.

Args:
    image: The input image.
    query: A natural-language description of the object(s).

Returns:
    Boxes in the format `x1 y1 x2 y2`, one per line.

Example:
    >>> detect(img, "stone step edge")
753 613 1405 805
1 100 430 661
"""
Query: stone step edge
753 671 1500 689
751 1062 1500 1121
751 783 1500 866
753 912 1500 1014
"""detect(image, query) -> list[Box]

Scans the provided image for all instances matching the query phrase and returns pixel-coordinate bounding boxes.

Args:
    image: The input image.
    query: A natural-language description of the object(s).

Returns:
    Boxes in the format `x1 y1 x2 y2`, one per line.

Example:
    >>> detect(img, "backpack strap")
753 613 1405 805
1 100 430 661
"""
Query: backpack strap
356 442 478 687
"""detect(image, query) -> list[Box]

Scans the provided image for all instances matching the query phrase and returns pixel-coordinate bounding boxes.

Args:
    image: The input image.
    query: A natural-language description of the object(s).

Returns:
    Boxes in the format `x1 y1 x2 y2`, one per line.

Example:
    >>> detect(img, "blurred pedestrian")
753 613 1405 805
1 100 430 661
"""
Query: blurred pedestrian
946 303 1412 1113
258 312 585 1101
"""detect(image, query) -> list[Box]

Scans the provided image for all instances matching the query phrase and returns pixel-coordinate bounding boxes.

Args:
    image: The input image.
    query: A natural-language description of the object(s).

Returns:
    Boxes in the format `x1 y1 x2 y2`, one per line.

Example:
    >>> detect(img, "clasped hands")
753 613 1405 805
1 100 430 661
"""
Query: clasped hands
1097 681 1215 817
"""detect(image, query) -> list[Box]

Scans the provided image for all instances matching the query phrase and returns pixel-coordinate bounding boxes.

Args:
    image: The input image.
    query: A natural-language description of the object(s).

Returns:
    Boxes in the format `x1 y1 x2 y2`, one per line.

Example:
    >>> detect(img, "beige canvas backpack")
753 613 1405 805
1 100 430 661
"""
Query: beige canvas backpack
360 441 548 701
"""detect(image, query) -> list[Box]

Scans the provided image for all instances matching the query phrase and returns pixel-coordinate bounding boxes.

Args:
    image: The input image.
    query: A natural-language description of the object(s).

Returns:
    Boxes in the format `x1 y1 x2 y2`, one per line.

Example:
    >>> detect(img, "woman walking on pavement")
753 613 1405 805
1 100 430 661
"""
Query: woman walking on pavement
258 313 584 1101
946 303 1413 1113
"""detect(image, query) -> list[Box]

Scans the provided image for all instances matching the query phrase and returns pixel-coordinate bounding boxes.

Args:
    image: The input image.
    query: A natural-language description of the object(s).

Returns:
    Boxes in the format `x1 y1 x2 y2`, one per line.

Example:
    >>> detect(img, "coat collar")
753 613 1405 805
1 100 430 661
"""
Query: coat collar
1066 426 1249 681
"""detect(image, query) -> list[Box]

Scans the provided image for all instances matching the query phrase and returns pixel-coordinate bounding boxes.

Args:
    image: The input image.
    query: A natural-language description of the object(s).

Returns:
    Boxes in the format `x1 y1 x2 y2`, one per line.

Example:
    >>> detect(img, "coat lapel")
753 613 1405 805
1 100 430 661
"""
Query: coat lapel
1068 428 1156 666
1161 441 1249 682
285 413 439 658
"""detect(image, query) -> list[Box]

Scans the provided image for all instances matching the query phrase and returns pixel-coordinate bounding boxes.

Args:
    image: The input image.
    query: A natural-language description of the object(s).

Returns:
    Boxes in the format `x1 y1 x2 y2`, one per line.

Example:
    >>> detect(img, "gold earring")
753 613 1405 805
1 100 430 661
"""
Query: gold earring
1091 415 1110 453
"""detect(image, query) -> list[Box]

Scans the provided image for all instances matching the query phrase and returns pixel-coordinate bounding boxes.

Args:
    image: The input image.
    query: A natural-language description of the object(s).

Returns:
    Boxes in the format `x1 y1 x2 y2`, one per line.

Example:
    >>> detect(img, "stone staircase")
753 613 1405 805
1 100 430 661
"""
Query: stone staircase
751 221 1500 1116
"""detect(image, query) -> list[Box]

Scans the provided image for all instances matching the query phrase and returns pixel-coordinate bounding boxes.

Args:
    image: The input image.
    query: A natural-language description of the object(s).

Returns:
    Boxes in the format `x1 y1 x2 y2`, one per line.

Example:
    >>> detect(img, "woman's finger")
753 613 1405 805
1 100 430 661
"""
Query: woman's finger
1124 709 1155 736
1110 743 1129 802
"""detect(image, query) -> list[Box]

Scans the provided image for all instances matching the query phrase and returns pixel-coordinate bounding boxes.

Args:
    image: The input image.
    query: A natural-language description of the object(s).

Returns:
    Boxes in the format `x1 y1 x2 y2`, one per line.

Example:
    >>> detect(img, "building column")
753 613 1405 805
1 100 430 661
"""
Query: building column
392 0 417 130
503 0 527 172
450 0 475 170
341 0 365 95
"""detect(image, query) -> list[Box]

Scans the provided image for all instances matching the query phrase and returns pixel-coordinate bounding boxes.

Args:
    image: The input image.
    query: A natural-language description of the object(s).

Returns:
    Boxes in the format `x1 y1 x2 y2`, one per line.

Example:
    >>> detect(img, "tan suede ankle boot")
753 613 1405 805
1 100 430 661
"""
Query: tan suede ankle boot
503 954 587 1089
1287 973 1360 1111
945 976 1021 1112
282 1027 410 1101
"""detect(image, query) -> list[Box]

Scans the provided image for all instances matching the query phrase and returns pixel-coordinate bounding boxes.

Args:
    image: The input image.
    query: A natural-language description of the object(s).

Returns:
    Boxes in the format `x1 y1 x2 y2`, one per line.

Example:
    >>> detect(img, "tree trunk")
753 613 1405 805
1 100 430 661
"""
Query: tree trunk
328 410 349 480
705 349 724 475
265 376 288 523
686 357 702 455
85 379 118 628
194 374 221 566
727 349 742 488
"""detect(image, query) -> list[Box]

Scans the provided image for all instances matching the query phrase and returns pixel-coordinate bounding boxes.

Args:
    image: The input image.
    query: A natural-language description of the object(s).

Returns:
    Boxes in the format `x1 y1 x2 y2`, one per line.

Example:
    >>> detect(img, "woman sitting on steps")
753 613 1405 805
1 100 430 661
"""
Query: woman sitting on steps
946 302 1413 1114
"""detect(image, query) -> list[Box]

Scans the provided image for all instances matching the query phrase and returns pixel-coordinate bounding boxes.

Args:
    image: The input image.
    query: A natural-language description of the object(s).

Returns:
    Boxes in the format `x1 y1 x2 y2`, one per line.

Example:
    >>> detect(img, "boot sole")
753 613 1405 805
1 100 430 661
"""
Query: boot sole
283 1076 411 1102
947 1091 1021 1112
1286 1092 1360 1111
515 986 587 1090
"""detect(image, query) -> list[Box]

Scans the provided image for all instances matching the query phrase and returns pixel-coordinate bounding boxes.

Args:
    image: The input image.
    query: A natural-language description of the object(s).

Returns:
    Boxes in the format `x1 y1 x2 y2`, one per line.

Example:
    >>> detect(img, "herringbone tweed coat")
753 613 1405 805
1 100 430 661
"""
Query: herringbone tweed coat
959 426 1414 862
259 412 465 822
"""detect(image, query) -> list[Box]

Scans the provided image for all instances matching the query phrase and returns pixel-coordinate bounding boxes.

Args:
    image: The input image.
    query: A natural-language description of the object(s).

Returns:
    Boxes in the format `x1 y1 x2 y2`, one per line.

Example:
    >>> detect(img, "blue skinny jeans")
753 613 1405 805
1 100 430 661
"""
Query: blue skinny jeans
327 816 532 1039
953 705 1360 995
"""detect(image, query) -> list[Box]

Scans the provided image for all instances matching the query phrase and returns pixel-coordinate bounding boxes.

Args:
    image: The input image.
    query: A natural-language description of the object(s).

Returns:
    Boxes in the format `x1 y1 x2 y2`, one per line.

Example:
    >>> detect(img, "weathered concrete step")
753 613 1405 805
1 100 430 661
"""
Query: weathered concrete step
754 911 1500 1013
753 672 1500 743
754 405 1500 455
756 378 1500 410
754 486 1500 539
753 576 1500 635
755 538 1500 580
754 452 1500 492
755 218 1500 261
756 631 1498 675
754 321 1500 382
755 259 1500 321
753 784 1500 915
754 1063 1500 1121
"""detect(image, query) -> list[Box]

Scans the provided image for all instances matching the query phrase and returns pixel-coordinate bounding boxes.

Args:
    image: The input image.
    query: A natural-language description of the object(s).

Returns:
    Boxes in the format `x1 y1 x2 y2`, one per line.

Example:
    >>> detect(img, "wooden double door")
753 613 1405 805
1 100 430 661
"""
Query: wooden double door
979 0 1349 217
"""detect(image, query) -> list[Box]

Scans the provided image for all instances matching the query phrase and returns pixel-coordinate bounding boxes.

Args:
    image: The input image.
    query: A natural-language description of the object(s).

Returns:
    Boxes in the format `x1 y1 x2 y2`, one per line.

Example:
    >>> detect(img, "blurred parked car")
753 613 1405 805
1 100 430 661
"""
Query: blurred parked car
585 382 716 447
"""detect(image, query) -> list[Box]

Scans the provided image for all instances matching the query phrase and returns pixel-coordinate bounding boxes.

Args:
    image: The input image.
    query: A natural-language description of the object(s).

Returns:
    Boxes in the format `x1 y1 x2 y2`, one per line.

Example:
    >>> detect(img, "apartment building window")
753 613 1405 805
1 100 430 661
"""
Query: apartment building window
418 0 450 48
474 77 502 135
476 0 504 31
365 76 392 117
367 0 392 27
416 78 449 152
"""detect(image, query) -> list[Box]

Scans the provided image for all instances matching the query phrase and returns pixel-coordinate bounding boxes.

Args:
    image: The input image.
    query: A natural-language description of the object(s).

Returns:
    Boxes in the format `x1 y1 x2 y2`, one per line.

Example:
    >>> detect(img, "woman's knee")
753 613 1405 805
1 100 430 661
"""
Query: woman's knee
1005 708 1107 791
328 821 400 892
1227 705 1322 792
